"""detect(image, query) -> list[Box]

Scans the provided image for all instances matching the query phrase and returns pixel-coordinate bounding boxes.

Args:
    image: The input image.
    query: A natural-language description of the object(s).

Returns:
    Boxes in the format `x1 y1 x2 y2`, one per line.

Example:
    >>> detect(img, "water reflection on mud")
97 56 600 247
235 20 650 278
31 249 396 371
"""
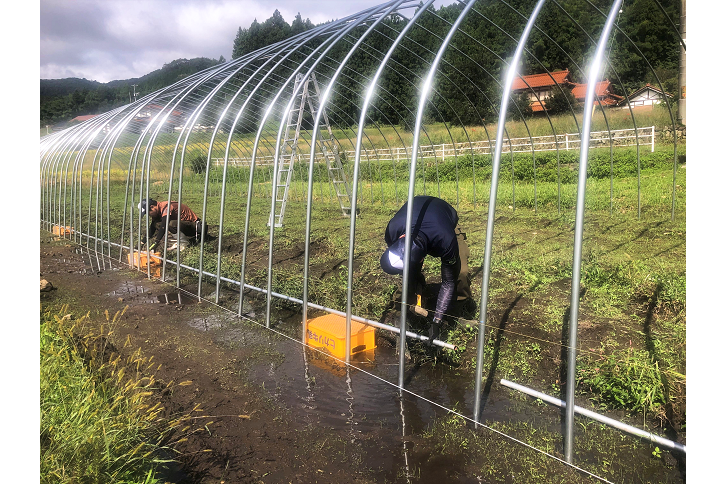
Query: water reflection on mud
169 296 494 482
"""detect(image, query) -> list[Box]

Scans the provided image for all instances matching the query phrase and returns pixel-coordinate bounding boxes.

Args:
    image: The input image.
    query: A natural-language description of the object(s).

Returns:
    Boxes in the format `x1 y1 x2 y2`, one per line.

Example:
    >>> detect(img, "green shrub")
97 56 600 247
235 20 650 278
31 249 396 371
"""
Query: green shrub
188 155 207 175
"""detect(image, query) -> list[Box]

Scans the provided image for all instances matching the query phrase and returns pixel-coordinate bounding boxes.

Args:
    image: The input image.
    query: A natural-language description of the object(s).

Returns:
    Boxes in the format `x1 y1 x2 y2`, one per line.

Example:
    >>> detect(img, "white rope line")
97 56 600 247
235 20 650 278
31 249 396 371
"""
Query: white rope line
67 239 612 483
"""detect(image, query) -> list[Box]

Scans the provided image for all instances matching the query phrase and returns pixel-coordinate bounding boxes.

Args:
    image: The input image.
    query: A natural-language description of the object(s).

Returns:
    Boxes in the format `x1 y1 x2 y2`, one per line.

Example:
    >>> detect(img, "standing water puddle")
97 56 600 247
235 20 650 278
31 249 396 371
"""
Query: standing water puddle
169 297 684 482
108 281 158 304
169 300 530 482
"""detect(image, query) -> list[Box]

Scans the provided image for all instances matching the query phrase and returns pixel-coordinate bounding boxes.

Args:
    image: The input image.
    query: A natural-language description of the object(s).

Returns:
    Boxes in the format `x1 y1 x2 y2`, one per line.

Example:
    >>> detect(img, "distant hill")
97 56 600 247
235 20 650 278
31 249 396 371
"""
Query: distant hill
40 57 223 127
40 78 104 100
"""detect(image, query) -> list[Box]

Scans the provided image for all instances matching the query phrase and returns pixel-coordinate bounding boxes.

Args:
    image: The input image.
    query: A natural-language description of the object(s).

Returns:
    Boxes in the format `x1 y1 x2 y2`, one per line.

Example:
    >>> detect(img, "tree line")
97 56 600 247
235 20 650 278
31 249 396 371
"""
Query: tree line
41 0 680 129
230 0 681 129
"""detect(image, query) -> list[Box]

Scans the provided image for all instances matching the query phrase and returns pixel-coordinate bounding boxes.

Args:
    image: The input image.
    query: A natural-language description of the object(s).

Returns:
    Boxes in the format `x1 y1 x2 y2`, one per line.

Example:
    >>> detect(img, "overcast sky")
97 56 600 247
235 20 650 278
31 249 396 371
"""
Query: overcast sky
40 0 453 83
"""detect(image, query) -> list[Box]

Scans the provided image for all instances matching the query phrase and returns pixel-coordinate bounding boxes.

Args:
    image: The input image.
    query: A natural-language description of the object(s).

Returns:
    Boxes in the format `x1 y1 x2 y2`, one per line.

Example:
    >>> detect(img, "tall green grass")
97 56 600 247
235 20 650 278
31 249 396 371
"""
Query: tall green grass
40 305 195 484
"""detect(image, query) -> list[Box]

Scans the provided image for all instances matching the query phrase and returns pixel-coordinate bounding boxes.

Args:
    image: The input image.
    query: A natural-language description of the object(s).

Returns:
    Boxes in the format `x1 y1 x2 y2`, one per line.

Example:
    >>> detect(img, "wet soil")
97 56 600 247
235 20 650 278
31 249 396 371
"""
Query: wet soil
40 231 684 483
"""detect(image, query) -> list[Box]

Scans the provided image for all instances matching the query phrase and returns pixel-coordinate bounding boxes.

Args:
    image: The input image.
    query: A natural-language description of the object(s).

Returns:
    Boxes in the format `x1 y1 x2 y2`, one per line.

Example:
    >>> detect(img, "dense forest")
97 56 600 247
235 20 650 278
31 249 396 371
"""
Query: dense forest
40 0 681 129
232 1 681 129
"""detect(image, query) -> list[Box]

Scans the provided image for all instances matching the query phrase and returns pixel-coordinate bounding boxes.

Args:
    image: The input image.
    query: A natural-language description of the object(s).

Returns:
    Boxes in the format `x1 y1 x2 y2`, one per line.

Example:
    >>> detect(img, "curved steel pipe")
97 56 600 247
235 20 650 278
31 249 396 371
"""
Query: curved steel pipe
399 0 478 389
473 0 546 424
564 0 623 463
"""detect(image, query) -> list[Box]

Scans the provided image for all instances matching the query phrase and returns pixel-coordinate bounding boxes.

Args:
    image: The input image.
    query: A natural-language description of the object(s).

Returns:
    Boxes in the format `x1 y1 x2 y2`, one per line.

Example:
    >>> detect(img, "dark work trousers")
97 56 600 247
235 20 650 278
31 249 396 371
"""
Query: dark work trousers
158 219 209 245
455 225 472 301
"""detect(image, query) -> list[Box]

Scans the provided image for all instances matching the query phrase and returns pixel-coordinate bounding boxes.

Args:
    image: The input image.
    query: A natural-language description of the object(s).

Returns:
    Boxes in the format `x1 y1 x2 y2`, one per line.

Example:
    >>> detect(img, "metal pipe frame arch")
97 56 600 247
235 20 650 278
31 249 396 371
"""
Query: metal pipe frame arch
564 0 623 462
343 0 440 365
208 38 321 303
238 8 380 319
170 50 283 296
302 0 411 361
371 4 551 210
40 0 684 470
397 0 480 387
129 59 258 279
449 0 579 213
251 45 415 208
327 31 479 205
264 3 399 329
580 0 682 220
44 112 113 239
259 56 404 205
548 0 680 219
473 0 547 424
334 27 484 207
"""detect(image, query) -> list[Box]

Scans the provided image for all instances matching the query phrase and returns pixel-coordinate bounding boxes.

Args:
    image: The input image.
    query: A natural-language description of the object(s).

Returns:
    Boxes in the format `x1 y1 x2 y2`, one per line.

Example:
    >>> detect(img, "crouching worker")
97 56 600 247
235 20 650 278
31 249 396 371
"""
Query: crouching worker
139 198 209 252
380 196 473 345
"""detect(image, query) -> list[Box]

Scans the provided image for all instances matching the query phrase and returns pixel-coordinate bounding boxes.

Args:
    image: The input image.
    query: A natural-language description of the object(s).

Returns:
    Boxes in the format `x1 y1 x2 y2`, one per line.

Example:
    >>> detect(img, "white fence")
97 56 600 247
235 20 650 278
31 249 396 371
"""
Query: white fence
212 126 655 167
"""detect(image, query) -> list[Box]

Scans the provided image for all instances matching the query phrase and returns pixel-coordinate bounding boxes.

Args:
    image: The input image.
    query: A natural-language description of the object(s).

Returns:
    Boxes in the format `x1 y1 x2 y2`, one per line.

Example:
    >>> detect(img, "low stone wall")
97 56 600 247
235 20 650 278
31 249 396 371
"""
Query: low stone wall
657 124 686 143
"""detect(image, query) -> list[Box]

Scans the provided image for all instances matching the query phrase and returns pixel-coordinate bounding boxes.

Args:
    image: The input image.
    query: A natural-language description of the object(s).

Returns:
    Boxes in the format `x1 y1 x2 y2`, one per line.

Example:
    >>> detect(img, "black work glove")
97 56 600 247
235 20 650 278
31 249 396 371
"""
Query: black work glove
427 317 442 347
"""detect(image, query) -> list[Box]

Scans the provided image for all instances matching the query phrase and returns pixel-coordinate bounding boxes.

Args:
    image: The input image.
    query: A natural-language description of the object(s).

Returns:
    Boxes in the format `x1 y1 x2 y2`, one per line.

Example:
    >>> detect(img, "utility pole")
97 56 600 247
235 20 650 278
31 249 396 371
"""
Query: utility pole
678 0 686 125
131 84 138 103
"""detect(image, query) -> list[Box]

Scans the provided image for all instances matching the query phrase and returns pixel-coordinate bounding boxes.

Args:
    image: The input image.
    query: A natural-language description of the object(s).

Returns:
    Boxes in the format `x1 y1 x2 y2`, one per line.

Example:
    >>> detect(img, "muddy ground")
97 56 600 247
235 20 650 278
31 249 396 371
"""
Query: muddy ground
41 234 383 483
40 229 684 484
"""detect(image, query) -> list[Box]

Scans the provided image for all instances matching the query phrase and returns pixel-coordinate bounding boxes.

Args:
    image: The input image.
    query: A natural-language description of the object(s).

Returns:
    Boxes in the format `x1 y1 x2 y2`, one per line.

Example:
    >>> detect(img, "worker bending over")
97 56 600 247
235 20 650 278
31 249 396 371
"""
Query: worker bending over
380 196 473 344
139 198 209 252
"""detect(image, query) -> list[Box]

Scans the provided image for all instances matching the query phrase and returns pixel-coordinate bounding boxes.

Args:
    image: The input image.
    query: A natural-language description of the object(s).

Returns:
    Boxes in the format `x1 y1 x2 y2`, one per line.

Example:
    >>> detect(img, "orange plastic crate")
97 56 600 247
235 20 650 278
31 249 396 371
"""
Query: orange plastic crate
305 313 376 359
52 225 73 236
127 251 162 277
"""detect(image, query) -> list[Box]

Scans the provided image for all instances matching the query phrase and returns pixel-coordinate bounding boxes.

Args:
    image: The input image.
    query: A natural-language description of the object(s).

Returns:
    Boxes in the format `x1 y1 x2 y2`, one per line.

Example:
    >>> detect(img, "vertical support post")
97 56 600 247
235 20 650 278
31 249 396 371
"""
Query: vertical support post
564 0 622 463
347 0 433 369
301 0 403 362
651 125 655 153
473 0 546 423
678 0 686 126
399 0 478 389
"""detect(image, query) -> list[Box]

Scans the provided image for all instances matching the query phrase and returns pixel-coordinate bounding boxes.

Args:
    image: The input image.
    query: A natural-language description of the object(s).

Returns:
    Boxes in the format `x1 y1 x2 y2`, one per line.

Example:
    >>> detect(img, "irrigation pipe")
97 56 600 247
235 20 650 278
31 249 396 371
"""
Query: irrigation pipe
500 379 686 455
54 229 454 350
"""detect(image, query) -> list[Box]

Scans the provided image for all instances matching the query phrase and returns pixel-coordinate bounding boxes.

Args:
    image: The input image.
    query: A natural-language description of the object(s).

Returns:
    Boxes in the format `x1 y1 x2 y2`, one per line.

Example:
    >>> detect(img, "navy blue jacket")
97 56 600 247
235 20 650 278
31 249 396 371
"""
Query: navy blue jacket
384 196 459 320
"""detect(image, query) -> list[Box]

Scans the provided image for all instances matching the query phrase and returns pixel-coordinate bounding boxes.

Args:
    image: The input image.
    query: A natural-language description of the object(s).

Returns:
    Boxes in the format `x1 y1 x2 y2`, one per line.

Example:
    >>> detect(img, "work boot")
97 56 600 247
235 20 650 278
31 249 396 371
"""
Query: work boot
427 321 441 347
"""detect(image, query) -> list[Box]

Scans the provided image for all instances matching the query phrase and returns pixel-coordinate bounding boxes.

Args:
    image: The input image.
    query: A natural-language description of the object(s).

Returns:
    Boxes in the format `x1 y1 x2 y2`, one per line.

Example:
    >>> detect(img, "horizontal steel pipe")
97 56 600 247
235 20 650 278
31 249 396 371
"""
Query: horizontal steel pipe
500 379 686 455
57 229 454 350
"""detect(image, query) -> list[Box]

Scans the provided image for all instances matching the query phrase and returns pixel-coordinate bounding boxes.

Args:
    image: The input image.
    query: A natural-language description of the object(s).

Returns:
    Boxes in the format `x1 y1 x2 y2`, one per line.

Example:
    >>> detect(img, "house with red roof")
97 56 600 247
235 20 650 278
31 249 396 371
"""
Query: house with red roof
511 69 623 112
511 69 573 112
570 79 623 107
69 114 99 124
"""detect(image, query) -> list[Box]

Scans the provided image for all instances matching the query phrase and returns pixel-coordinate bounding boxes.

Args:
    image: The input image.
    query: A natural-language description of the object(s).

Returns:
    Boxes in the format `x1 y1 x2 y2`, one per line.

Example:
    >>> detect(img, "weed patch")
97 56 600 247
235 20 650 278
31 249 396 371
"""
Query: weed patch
40 304 198 484
578 345 666 417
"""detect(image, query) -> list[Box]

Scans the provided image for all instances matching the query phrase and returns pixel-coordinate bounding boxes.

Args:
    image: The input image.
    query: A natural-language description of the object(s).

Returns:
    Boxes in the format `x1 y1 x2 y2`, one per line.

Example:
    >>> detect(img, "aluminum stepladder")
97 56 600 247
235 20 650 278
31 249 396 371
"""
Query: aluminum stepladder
269 72 355 227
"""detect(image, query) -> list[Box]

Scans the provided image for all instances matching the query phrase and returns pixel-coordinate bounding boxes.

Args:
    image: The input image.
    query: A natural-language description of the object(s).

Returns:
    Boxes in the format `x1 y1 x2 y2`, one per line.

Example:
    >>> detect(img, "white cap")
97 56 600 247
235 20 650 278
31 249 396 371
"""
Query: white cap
387 249 404 270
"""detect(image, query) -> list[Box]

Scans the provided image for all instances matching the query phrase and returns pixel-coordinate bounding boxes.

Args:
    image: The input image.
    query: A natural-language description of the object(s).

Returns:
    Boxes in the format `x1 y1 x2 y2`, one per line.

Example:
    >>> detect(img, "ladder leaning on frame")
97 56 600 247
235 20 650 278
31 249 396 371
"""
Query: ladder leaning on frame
269 72 355 227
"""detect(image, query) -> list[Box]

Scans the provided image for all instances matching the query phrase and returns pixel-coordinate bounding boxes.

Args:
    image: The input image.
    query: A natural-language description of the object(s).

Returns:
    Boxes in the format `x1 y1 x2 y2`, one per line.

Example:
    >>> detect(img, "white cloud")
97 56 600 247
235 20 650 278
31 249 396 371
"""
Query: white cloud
40 1 459 83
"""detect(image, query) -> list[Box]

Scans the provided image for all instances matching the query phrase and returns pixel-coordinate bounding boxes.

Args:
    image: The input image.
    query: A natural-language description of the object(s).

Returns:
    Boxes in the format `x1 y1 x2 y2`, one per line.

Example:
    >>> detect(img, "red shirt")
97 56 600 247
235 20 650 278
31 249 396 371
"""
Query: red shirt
155 201 198 223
